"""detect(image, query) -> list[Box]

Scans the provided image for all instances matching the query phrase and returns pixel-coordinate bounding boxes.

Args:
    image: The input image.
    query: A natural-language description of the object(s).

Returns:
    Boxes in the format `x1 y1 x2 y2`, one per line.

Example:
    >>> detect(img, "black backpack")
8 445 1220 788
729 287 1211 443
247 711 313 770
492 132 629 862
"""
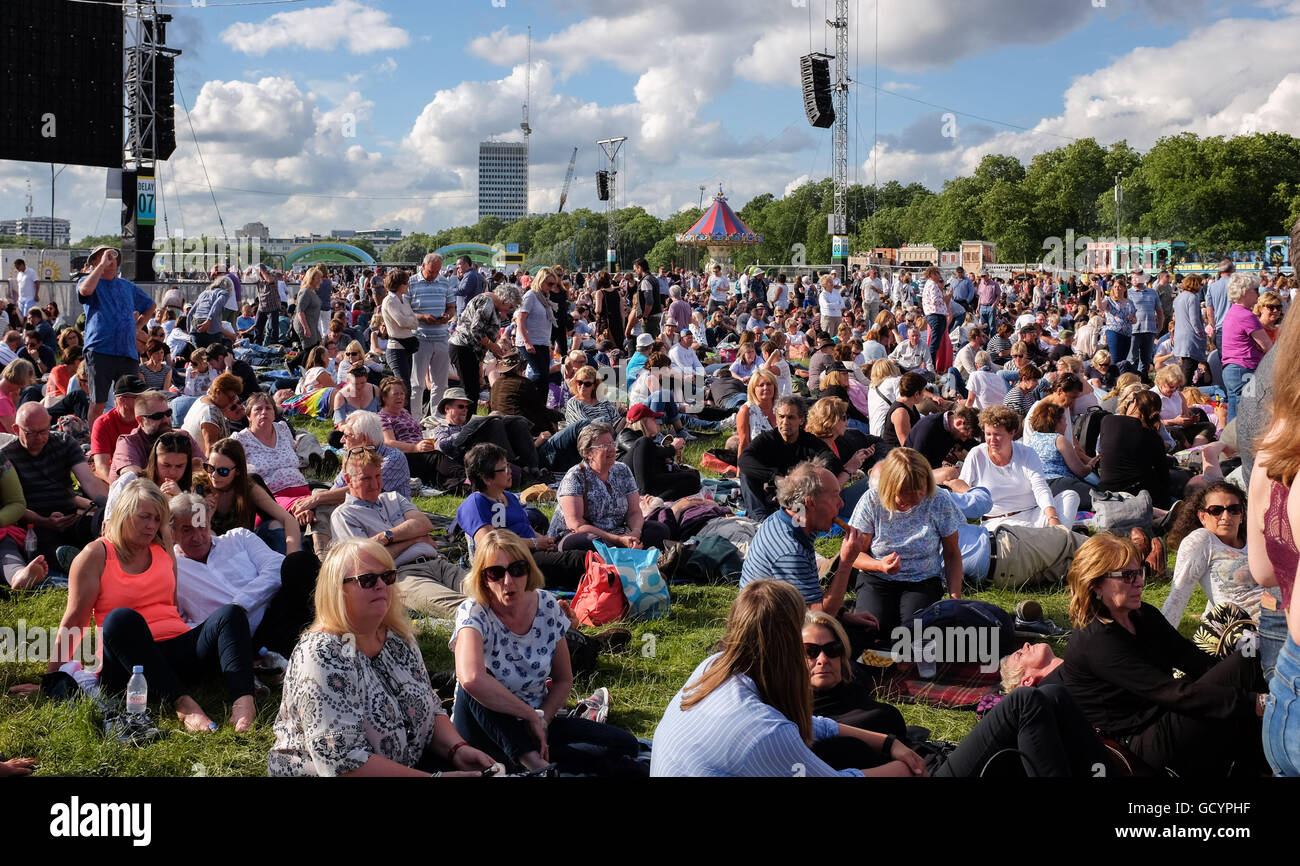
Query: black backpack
1073 406 1110 458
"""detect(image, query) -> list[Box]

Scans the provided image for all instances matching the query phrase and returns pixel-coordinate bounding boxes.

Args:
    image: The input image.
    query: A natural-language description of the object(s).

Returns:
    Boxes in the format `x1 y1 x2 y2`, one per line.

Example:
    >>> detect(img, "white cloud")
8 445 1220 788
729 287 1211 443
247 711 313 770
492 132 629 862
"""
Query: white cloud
220 0 409 57
882 81 918 91
784 174 811 196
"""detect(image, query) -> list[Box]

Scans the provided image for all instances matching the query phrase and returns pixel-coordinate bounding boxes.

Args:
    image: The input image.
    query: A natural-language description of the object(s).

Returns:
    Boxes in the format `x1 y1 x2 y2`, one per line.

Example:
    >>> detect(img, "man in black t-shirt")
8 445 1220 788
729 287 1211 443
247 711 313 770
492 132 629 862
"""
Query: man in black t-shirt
3 403 109 568
905 406 979 470
633 258 663 337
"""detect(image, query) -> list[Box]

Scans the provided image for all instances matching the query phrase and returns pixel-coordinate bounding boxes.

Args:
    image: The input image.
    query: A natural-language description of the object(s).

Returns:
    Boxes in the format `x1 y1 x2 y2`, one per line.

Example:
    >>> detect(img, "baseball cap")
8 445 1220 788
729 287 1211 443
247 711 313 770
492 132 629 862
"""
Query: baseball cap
114 374 148 396
627 403 665 423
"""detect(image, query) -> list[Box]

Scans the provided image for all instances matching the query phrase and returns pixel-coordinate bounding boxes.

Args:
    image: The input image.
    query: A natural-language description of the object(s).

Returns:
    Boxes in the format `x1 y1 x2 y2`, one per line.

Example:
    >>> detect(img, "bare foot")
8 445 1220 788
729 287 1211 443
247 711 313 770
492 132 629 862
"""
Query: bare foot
174 696 215 732
9 556 48 591
229 695 256 732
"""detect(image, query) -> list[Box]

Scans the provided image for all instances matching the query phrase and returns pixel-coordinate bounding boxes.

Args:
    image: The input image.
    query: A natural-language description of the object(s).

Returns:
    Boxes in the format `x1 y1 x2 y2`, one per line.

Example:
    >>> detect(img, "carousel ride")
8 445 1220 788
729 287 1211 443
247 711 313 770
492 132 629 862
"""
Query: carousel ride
675 186 764 270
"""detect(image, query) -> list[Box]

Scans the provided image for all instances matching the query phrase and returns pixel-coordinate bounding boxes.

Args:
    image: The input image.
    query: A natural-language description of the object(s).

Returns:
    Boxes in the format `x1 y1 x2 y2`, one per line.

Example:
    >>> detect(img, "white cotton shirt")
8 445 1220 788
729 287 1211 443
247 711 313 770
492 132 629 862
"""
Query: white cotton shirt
175 529 285 633
867 376 900 437
958 442 1055 522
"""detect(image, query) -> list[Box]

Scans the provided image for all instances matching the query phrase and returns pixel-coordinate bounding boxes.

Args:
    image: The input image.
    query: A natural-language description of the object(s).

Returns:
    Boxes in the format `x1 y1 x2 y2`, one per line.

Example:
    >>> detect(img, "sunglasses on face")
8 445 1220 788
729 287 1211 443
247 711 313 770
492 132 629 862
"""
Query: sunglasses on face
804 640 844 661
481 559 530 582
1202 503 1243 516
578 380 596 388
203 462 236 477
345 351 361 357
138 409 170 422
1106 568 1144 585
343 569 398 589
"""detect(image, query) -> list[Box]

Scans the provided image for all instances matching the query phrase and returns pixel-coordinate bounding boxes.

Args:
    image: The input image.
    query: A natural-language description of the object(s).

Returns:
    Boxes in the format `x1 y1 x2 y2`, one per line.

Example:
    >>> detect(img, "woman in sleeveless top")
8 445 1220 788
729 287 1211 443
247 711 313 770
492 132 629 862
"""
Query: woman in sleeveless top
1248 296 1300 774
593 272 625 347
880 371 926 451
735 369 777 455
48 479 256 732
331 365 379 427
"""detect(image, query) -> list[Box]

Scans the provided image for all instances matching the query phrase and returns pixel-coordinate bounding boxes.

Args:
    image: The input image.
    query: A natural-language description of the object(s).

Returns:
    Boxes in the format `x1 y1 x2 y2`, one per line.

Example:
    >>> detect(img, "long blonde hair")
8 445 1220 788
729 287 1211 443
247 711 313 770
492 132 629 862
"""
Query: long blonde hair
681 580 813 743
1257 285 1300 483
310 538 413 642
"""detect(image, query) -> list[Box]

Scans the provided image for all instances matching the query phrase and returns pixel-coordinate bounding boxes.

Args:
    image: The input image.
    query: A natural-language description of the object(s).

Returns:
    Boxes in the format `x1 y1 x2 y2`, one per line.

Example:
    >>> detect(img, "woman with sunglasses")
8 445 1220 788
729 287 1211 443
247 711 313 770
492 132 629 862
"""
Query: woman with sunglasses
199 437 302 554
335 339 380 384
137 338 175 396
1162 481 1259 626
563 365 622 428
805 610 1109 775
1061 532 1267 777
270 538 496 776
451 529 641 775
1255 289 1284 345
1097 279 1137 371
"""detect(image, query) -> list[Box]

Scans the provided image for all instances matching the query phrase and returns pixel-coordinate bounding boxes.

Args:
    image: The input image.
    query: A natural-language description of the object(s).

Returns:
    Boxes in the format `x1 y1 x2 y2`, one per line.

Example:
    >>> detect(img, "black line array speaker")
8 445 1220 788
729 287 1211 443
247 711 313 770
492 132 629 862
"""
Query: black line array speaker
0 0 124 168
596 170 610 201
800 53 835 129
127 53 176 160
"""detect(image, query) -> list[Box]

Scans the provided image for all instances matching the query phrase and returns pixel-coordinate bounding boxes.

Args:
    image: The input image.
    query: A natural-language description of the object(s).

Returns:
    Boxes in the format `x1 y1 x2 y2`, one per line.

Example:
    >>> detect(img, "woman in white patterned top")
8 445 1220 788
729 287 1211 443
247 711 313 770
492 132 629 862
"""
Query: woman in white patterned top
1162 481 1261 626
269 538 495 777
451 529 640 773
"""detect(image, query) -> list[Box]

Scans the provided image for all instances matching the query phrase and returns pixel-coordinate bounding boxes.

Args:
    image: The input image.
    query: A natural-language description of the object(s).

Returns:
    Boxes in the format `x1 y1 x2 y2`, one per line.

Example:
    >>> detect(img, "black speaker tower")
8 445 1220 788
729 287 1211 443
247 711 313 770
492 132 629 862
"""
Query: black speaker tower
800 54 835 129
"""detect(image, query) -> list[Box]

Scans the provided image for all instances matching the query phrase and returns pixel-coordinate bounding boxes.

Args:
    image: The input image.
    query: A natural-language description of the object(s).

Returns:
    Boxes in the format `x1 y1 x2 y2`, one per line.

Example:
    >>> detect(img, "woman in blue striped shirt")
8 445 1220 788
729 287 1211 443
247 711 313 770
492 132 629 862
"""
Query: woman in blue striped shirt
651 580 928 777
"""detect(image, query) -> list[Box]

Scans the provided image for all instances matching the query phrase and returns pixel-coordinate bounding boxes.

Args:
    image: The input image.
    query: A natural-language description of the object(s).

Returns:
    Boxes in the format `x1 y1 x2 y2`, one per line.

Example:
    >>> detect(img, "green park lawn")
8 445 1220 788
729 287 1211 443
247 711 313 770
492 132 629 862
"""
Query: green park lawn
0 420 1206 776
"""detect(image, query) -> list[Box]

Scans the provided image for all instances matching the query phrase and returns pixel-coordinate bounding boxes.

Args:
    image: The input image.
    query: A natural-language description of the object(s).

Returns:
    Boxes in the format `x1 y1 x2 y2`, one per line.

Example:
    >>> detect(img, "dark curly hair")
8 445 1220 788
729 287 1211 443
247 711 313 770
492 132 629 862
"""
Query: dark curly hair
1166 479 1247 552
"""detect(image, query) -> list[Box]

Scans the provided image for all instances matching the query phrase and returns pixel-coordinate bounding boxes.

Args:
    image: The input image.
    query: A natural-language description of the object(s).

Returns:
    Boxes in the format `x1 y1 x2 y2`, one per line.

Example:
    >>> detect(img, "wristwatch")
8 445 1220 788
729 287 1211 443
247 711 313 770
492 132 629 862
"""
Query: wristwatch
384 529 395 544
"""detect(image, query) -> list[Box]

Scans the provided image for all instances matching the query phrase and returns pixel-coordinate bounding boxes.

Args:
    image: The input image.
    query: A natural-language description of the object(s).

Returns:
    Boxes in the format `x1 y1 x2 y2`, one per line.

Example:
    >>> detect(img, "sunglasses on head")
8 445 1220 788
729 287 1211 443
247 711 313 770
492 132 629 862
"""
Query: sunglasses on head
804 640 844 661
1201 503 1243 516
1106 568 1144 585
343 569 398 589
138 409 170 422
203 462 236 477
345 445 377 457
481 559 530 582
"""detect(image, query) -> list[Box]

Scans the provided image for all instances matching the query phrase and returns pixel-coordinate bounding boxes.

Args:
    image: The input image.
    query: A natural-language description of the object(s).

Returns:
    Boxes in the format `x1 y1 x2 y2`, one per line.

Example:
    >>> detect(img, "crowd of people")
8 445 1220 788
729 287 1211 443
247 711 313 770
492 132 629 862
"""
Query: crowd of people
3 227 1300 779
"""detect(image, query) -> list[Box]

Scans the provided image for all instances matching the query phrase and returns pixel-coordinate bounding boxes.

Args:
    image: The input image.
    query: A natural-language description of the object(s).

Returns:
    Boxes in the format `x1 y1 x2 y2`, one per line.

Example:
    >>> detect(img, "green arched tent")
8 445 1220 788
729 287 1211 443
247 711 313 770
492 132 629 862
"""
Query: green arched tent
283 242 377 267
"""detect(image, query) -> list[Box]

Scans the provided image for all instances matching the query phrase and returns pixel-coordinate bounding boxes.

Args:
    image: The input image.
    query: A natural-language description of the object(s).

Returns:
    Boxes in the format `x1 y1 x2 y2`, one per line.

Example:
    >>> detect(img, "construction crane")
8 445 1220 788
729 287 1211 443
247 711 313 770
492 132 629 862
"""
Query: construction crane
557 147 578 213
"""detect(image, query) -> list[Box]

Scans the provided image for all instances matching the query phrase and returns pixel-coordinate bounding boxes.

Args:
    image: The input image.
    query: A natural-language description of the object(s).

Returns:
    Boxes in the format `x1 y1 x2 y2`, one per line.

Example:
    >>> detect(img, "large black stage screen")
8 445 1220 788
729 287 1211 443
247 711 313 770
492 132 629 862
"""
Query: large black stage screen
0 0 124 168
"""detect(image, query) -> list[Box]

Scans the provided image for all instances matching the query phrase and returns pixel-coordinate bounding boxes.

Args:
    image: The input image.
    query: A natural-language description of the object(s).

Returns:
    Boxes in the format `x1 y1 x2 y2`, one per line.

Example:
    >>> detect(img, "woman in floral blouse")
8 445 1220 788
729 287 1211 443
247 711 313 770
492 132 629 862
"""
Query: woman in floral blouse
269 538 496 777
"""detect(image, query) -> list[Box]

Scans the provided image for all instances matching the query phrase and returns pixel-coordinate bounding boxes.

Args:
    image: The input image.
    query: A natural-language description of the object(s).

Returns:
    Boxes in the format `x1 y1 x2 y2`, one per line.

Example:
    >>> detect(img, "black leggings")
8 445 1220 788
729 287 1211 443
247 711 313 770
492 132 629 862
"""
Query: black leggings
854 573 943 647
249 550 321 657
814 685 1110 777
100 603 254 704
451 343 485 405
1128 650 1267 777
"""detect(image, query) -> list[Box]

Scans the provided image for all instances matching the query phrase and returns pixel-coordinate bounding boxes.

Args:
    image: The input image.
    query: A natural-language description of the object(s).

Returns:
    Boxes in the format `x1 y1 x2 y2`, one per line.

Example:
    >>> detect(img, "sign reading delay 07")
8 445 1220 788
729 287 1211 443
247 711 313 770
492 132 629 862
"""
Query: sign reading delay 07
137 176 157 227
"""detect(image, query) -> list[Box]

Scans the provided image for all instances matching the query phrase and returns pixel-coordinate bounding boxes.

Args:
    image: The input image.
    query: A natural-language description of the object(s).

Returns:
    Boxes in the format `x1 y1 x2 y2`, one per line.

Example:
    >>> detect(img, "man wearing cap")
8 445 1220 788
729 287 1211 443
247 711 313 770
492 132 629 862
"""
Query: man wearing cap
77 245 156 425
627 332 656 383
489 351 561 434
431 388 544 477
669 329 705 377
89 374 147 481
189 275 233 349
1205 259 1235 346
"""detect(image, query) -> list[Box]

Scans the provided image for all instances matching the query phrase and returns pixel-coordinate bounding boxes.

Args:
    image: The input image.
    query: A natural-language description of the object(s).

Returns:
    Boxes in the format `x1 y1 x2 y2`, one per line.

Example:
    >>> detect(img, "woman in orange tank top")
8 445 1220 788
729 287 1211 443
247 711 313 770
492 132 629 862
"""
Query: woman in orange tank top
48 479 256 732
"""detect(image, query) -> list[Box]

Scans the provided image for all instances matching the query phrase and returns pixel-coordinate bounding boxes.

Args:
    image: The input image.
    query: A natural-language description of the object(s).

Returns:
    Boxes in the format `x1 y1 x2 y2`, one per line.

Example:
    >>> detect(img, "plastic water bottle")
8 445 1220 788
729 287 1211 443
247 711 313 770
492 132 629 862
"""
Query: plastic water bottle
24 526 37 558
258 646 289 671
125 665 147 716
917 640 937 679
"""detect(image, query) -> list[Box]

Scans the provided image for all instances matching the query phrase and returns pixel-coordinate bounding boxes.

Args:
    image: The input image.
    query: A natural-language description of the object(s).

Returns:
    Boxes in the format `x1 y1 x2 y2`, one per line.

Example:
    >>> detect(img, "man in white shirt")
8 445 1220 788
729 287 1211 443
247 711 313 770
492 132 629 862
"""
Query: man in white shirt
12 260 38 316
169 492 321 657
0 330 20 366
707 265 730 312
669 329 705 376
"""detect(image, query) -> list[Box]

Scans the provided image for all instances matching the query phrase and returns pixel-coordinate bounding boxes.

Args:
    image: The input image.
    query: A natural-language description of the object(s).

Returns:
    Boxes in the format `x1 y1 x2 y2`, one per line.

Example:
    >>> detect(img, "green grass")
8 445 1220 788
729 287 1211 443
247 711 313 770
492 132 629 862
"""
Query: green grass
0 421 1209 776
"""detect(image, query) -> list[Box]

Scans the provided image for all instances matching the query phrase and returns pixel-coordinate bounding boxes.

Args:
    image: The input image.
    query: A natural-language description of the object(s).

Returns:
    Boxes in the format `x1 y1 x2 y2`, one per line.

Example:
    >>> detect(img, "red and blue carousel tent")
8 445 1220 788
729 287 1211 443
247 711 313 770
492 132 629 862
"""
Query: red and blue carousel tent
675 187 764 246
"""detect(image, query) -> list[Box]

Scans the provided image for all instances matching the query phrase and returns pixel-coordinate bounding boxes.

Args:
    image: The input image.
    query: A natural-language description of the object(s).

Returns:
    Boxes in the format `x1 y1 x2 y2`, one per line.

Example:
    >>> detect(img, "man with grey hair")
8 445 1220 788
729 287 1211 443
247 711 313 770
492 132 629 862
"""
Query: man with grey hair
449 282 521 407
739 460 877 646
665 284 692 332
170 492 320 657
290 410 411 553
408 252 455 416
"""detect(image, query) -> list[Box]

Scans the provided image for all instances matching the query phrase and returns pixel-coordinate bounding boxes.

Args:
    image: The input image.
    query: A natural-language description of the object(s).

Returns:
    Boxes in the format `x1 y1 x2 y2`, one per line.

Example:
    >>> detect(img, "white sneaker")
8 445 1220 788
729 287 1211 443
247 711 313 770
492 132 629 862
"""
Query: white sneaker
718 414 737 430
576 687 610 723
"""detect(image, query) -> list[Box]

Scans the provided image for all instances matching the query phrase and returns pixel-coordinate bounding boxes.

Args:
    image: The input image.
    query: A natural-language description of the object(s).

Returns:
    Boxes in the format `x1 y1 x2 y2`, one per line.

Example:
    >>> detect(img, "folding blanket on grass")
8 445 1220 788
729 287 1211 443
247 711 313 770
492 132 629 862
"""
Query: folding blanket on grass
868 660 1000 711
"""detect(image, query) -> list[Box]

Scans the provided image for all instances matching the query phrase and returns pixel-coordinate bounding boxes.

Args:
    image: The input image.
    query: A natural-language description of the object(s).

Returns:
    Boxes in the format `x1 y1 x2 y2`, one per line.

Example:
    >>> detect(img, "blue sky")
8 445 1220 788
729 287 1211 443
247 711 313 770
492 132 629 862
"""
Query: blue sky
3 0 1300 243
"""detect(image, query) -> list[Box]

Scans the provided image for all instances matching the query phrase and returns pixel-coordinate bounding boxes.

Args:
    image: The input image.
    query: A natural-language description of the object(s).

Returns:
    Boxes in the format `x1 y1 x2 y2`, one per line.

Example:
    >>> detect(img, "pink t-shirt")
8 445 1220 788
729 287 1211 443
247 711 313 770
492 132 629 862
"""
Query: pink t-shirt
1220 304 1266 369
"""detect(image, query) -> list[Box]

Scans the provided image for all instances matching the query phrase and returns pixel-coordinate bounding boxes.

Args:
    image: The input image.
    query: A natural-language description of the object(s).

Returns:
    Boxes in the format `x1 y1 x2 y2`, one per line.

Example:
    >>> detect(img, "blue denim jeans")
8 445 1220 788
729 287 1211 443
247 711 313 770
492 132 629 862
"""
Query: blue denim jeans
925 313 947 368
1260 599 1286 683
1222 363 1253 423
978 304 996 332
522 344 551 382
1129 332 1155 377
1264 633 1300 776
538 419 586 472
1104 330 1131 372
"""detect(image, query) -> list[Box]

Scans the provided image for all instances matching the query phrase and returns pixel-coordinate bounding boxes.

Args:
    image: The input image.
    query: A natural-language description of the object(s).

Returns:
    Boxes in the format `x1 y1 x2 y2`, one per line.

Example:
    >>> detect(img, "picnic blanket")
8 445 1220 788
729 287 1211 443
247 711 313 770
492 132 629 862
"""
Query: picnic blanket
869 660 1001 711
280 386 334 419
